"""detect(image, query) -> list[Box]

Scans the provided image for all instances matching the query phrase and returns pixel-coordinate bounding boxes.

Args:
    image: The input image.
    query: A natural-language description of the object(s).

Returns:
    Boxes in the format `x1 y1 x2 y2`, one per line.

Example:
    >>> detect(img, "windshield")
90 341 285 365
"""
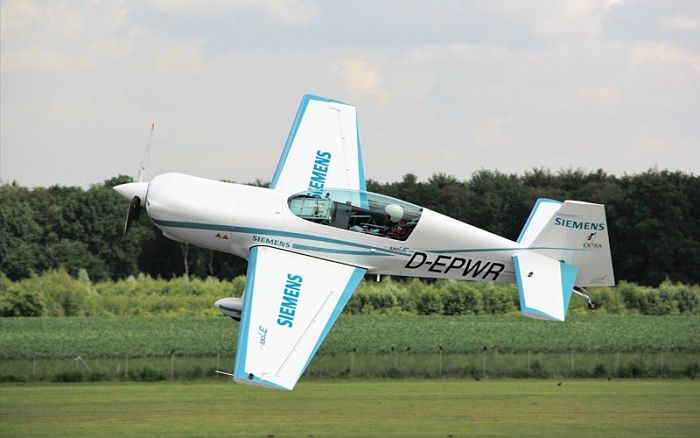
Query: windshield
288 188 423 241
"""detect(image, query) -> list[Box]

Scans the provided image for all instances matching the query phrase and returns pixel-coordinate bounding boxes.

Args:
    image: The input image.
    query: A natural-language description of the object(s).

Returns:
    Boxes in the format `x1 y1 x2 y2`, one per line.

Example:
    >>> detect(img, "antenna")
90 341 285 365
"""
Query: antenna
137 122 155 182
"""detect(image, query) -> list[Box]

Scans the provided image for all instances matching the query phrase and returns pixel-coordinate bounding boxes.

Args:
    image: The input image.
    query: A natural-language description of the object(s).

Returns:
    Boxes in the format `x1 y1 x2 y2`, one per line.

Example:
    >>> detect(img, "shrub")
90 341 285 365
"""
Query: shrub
676 286 700 314
571 368 592 378
128 367 166 382
0 285 45 317
16 269 96 316
416 288 442 315
0 374 26 383
88 371 112 382
383 367 405 378
528 360 549 378
616 360 647 378
480 283 516 314
52 371 84 382
0 270 697 317
592 363 608 378
618 281 646 313
441 282 482 315
182 366 205 379
589 288 626 314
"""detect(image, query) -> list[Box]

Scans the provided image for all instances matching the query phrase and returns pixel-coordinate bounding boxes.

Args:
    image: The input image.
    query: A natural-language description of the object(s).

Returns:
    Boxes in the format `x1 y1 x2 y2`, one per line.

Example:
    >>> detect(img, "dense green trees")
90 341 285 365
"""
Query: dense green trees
0 177 245 281
0 169 698 285
367 169 699 286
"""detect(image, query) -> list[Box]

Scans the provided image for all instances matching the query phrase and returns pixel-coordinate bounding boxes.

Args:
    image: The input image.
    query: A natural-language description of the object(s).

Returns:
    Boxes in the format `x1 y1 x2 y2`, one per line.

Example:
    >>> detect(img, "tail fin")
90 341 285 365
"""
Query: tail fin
518 199 615 287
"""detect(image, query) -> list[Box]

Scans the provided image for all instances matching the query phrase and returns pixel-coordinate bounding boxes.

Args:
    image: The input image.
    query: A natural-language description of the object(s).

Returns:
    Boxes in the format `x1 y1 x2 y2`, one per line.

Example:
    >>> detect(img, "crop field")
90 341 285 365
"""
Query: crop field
2 315 699 359
1 380 699 436
2 315 698 382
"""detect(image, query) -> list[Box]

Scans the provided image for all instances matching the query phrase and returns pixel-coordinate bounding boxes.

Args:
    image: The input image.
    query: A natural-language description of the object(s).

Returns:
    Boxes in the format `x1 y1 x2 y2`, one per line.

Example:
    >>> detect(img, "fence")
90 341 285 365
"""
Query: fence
2 350 698 382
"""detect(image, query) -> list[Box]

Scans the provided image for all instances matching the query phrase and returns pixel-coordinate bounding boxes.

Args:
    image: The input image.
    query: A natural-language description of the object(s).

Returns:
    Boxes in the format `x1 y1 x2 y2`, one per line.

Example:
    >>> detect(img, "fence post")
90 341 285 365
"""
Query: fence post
438 347 443 378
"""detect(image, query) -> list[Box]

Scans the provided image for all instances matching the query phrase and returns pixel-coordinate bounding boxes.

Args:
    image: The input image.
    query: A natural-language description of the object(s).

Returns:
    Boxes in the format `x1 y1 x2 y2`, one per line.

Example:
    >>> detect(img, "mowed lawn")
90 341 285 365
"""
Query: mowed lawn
1 380 699 437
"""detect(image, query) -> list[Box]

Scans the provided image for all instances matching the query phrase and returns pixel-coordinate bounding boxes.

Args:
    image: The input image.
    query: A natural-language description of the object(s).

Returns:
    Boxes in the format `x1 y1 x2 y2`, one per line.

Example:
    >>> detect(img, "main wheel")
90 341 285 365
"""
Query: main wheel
587 301 598 310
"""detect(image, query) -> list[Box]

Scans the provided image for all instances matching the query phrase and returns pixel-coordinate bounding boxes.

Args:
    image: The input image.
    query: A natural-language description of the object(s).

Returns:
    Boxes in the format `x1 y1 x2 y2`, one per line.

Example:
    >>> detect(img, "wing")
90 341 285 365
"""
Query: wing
233 246 366 390
270 95 366 195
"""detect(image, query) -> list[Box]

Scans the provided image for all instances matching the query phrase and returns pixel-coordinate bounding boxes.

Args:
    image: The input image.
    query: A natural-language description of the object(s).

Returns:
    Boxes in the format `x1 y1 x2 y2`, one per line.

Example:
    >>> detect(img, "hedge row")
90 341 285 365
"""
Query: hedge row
1 270 698 317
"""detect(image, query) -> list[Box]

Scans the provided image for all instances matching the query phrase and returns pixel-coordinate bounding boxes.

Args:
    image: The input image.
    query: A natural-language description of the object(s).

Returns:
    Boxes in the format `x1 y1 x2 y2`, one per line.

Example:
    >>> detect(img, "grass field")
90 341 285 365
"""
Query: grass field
1 380 699 436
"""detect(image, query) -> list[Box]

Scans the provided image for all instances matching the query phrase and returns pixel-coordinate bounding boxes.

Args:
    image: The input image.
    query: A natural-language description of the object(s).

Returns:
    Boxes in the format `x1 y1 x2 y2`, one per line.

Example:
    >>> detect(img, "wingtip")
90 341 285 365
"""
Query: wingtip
302 94 350 106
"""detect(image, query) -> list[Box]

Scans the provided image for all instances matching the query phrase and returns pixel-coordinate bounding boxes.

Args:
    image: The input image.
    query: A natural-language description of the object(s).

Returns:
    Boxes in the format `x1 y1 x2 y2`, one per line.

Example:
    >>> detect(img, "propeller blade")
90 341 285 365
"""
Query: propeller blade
123 196 142 237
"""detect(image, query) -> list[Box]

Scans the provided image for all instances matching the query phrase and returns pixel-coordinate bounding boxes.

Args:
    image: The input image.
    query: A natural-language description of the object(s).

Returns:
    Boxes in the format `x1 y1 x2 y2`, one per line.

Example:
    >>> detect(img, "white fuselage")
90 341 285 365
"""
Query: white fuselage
145 173 537 283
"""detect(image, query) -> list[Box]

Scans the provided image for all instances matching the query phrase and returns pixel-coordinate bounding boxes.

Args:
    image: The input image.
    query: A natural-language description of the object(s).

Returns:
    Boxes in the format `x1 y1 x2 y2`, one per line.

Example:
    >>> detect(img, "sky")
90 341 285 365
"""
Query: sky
1 0 699 188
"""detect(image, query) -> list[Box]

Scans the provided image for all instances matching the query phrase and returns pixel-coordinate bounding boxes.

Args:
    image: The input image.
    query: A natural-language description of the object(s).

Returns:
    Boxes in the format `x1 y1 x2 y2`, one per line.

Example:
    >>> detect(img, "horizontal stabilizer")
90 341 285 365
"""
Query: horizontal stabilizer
512 252 577 321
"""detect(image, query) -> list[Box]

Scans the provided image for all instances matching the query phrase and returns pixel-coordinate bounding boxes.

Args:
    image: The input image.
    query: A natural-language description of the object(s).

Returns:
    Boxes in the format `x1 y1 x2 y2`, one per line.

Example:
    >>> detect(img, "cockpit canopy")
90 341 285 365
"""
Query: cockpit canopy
288 189 423 241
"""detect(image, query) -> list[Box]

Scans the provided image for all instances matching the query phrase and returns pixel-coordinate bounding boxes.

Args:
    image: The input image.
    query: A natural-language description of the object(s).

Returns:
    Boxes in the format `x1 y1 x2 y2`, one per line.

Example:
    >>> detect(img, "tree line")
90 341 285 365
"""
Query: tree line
1 169 698 286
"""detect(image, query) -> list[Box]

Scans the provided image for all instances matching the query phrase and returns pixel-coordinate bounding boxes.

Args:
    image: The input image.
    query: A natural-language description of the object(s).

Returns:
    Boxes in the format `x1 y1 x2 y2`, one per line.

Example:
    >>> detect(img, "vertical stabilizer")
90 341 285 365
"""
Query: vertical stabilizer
519 199 615 287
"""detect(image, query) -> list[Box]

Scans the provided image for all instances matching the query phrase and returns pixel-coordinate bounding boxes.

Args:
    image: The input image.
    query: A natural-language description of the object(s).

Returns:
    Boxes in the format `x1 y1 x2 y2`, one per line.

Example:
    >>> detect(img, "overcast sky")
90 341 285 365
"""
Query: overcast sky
2 0 699 188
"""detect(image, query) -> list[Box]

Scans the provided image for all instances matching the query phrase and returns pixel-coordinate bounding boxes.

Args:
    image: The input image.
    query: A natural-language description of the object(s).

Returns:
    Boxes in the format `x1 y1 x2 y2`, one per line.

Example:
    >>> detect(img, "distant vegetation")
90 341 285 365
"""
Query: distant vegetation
1 169 699 286
1 270 698 318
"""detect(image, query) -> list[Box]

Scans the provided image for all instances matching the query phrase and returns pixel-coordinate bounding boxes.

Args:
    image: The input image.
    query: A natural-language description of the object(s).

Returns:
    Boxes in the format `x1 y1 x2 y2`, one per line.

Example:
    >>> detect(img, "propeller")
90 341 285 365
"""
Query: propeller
123 196 142 237
115 122 155 237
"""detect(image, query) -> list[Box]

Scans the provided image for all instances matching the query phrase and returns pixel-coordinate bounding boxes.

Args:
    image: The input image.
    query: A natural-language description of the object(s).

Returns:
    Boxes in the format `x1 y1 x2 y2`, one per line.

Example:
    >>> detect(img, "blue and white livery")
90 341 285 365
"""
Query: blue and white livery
114 94 615 390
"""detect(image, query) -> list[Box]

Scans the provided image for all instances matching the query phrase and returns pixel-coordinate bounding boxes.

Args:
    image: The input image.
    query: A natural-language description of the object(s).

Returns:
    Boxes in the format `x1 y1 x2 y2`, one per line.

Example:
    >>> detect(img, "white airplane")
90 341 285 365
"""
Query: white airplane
114 95 614 390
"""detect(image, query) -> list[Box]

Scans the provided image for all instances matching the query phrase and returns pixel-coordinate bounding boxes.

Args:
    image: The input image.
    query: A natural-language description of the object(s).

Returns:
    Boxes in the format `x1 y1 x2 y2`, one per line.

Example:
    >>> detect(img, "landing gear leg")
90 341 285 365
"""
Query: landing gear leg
573 286 598 310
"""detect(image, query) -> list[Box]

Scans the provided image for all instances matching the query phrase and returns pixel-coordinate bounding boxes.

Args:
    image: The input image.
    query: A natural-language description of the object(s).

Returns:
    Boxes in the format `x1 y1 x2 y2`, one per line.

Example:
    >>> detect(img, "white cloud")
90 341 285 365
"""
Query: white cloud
657 15 700 33
471 117 511 147
332 58 388 104
1 0 699 187
631 41 700 74
147 0 320 26
482 1 611 42
1 0 130 74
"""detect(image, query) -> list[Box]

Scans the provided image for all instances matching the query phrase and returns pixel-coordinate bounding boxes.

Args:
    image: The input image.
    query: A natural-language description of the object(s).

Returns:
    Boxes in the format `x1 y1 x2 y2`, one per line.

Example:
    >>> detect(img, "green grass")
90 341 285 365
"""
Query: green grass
2 315 699 359
1 380 699 436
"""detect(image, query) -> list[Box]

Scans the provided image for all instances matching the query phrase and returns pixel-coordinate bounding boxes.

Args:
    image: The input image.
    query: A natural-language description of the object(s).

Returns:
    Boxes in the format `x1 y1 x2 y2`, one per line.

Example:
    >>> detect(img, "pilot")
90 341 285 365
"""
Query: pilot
384 204 408 240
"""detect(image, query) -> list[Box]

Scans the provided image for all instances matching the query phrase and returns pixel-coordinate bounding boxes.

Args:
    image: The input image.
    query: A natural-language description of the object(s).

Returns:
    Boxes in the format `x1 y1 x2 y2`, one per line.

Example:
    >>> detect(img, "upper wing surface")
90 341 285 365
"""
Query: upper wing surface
233 246 366 390
270 95 366 195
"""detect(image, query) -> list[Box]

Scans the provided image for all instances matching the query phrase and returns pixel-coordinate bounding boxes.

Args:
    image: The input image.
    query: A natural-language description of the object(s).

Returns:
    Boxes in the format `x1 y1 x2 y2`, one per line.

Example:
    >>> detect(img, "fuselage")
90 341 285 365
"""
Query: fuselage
144 173 531 283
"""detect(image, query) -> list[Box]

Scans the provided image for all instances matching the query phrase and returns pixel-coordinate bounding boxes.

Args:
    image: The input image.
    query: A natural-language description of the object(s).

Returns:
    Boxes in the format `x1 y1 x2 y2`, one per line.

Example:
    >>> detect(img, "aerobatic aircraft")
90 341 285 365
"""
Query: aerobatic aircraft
114 95 614 390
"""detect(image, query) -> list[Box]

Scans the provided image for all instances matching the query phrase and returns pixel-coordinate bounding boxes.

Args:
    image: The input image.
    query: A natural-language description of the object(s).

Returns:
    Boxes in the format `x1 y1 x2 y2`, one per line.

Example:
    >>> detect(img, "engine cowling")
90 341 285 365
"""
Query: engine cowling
215 297 243 321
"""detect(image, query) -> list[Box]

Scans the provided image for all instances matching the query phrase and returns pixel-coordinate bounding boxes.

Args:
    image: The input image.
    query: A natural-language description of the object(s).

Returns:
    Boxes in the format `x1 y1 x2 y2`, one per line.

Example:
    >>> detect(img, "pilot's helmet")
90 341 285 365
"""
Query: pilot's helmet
385 204 404 222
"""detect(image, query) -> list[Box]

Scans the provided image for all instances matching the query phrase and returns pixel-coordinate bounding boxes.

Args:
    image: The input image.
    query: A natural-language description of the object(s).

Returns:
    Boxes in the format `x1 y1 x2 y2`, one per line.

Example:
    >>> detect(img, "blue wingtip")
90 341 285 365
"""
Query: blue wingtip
517 198 563 243
303 94 350 106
